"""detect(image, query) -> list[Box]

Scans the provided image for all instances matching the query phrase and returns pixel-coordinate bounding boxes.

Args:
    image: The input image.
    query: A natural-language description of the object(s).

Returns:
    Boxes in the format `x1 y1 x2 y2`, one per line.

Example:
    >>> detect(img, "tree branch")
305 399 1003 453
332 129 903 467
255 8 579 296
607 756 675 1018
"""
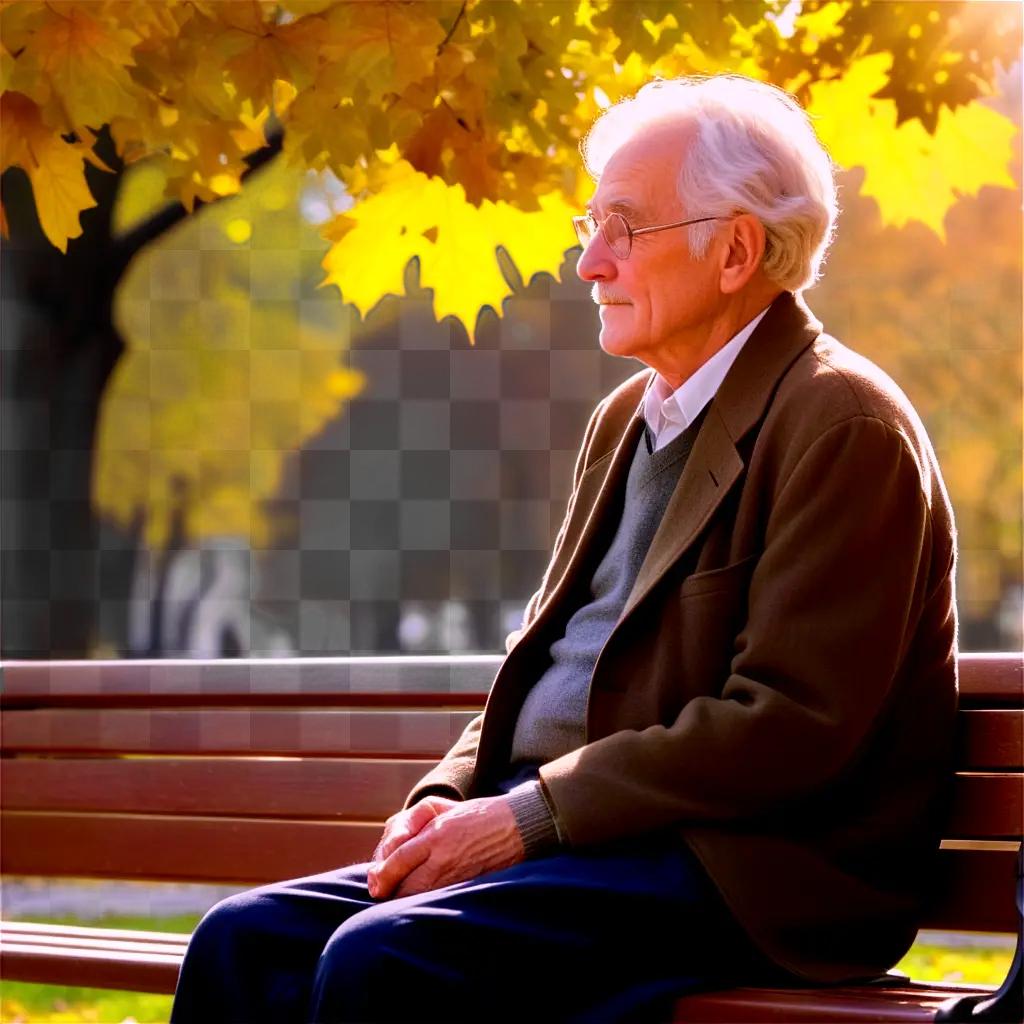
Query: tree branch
437 1 467 55
109 127 284 281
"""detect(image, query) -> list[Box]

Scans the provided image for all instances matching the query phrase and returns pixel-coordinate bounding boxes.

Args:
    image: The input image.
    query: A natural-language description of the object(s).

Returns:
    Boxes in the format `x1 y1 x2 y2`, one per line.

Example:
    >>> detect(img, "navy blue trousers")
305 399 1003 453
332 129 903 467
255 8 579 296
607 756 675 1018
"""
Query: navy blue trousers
170 829 785 1024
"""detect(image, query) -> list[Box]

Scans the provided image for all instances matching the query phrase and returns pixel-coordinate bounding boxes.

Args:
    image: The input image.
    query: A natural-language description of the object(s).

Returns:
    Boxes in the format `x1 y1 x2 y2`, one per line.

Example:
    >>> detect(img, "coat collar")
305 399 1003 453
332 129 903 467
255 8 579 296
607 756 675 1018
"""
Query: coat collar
712 290 823 444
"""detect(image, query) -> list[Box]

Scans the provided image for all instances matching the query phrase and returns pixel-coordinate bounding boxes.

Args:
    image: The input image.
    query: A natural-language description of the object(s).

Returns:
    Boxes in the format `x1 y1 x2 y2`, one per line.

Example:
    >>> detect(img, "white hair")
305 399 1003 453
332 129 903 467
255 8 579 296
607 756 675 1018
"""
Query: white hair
581 75 839 291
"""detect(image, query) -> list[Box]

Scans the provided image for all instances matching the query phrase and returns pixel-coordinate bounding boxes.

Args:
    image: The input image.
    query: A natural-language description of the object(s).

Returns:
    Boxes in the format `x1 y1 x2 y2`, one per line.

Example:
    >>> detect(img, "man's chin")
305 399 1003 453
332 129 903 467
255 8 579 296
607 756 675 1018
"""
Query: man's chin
596 305 640 356
597 326 638 359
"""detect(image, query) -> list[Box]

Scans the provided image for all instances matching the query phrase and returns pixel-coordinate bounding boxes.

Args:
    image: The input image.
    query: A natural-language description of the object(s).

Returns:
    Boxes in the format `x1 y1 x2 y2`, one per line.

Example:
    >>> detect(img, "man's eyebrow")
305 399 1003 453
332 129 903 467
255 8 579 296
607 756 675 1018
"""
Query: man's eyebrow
586 198 643 218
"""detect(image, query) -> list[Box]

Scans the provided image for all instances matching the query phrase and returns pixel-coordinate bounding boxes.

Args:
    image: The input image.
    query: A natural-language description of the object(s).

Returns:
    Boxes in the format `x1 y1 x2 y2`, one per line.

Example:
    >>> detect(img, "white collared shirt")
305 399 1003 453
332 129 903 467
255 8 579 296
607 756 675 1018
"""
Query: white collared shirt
641 307 770 451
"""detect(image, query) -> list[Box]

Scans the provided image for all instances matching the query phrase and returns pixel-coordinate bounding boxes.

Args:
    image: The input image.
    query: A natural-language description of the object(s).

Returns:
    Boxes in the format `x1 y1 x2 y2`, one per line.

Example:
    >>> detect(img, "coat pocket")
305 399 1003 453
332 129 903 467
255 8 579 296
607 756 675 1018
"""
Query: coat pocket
679 553 759 600
676 554 759 696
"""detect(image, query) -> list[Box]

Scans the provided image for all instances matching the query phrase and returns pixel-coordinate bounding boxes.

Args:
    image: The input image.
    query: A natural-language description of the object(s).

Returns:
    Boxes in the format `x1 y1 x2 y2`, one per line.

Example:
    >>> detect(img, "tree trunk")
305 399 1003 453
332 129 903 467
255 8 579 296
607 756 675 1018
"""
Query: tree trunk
1 128 127 656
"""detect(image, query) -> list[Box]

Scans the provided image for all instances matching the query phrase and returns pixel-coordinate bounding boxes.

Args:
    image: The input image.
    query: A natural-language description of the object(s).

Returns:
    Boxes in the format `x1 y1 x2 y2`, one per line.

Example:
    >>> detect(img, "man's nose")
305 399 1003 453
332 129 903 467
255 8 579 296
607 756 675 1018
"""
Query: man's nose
575 233 616 282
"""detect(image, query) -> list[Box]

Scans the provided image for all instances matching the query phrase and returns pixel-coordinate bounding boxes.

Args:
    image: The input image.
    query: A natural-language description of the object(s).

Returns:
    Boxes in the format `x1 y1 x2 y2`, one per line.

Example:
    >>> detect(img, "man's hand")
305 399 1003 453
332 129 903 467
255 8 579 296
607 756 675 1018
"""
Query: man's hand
367 795 524 900
370 796 461 866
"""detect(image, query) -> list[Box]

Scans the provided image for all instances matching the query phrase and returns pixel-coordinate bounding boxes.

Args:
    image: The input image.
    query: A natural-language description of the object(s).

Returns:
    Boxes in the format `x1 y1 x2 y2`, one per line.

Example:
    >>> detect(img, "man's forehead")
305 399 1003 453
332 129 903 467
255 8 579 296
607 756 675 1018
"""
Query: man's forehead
587 125 686 216
587 153 655 216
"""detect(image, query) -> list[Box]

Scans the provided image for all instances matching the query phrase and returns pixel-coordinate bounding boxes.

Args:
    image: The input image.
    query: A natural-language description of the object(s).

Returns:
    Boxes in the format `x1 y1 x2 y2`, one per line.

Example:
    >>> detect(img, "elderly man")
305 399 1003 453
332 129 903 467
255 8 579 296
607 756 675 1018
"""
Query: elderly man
171 75 958 1024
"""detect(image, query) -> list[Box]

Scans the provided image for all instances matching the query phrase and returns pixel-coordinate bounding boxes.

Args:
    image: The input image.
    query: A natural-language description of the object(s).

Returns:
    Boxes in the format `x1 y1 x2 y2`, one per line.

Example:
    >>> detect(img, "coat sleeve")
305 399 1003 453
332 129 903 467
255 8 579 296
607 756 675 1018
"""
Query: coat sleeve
402 396 608 809
538 414 943 846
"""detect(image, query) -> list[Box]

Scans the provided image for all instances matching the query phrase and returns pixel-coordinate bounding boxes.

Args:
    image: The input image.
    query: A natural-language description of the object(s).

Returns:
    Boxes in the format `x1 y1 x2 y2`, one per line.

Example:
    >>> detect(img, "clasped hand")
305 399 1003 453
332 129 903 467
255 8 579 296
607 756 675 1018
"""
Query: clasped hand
366 794 524 901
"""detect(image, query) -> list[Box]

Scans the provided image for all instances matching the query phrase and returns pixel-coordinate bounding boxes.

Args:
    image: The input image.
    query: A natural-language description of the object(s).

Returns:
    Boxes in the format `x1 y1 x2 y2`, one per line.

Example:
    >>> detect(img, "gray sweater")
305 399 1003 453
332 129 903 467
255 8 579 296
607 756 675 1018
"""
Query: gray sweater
503 411 706 855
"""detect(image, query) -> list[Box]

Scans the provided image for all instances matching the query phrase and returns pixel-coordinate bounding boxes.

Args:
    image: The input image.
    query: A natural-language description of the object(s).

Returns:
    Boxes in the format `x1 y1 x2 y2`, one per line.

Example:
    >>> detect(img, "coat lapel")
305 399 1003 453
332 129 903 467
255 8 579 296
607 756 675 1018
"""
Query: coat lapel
621 291 822 620
621 406 743 619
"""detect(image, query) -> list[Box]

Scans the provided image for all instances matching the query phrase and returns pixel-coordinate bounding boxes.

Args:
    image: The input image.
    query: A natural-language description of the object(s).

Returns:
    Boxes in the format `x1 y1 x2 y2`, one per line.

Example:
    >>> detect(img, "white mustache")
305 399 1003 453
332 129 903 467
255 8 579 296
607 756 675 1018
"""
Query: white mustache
591 286 630 305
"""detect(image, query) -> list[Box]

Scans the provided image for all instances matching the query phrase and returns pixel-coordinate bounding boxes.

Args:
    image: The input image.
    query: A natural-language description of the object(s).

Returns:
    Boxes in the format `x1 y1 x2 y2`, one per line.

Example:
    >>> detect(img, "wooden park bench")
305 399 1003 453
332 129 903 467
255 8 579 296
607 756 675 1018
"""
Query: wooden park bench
1 653 1021 1022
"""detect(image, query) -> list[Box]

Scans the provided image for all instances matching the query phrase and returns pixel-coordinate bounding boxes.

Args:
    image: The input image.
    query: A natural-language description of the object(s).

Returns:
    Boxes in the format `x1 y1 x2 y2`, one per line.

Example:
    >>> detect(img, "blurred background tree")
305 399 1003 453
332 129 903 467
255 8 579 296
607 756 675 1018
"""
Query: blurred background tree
1 0 1020 656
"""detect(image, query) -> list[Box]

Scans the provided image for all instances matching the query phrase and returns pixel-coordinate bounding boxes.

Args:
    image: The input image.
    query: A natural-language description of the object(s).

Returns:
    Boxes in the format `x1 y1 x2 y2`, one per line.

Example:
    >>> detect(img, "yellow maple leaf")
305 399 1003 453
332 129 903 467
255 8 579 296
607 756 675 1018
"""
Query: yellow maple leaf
224 13 323 106
0 91 32 171
109 0 184 44
320 159 576 341
806 53 1017 239
0 91 97 251
15 1 141 129
417 181 515 337
319 162 436 317
321 1 444 98
483 190 577 287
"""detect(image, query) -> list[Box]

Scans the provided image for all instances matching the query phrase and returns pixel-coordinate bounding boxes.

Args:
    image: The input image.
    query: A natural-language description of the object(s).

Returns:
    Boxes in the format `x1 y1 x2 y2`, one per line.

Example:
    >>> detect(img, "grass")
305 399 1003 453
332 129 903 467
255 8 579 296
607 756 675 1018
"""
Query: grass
895 940 1013 985
0 984 173 1024
0 915 1013 1023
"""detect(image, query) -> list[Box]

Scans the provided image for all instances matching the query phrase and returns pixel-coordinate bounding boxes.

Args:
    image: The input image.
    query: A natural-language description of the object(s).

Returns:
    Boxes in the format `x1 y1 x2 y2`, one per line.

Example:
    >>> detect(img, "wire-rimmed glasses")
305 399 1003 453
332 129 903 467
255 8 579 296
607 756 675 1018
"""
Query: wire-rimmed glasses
572 210 721 260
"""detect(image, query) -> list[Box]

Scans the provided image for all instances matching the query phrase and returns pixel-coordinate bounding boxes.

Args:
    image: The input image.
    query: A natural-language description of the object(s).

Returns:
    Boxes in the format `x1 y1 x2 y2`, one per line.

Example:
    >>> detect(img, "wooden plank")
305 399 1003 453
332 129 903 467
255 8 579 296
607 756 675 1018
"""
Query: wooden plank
2 757 431 820
1 812 381 882
0 922 188 993
0 931 187 957
958 710 1023 769
945 773 1024 839
3 708 1018 773
2 651 1013 706
672 979 996 1023
0 941 182 993
0 690 486 710
8 759 1021 839
0 656 502 706
959 653 1023 705
1 708 479 757
2 921 191 948
2 706 1019 770
923 847 1019 932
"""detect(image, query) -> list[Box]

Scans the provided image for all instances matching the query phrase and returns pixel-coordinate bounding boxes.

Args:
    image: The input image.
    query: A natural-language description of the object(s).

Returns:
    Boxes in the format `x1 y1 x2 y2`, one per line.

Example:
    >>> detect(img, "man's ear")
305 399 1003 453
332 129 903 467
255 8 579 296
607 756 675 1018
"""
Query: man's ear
719 214 766 294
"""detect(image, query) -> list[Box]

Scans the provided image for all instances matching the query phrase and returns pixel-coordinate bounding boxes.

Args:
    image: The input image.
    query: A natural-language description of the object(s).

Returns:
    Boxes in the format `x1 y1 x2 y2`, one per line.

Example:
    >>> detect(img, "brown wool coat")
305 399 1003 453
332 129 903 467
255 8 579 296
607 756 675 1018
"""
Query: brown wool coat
406 291 959 984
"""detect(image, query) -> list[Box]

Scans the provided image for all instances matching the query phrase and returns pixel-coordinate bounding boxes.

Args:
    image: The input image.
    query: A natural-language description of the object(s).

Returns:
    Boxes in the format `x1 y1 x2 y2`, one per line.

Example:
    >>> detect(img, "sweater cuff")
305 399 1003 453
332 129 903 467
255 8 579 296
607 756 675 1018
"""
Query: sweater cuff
505 781 562 858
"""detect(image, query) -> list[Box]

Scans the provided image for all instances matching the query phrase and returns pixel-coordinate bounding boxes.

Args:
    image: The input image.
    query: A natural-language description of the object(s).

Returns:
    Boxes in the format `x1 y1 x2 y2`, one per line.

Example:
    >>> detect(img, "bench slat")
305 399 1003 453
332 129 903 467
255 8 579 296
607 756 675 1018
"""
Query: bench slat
0 931 187 957
5 708 1019 770
0 708 478 758
1 812 1017 932
945 773 1024 839
958 709 1023 768
0 657 502 707
1 812 381 882
671 979 998 1023
7 759 1019 840
958 653 1023 705
2 921 191 947
2 758 431 820
2 652 1017 705
0 941 182 993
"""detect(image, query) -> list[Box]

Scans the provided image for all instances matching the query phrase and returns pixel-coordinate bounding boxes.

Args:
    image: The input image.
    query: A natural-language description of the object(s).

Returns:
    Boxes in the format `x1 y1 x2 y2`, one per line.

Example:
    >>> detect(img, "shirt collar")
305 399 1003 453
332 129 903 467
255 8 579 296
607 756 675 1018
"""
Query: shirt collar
642 306 770 436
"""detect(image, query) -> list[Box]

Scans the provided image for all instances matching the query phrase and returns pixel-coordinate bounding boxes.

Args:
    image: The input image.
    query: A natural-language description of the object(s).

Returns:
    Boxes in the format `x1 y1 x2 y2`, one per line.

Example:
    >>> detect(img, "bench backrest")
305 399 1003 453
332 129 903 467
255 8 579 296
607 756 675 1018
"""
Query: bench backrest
1 653 1020 933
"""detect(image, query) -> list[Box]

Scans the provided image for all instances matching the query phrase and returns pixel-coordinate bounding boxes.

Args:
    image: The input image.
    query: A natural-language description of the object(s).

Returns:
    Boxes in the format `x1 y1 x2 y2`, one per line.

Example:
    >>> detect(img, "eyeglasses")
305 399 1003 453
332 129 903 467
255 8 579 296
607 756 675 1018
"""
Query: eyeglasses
571 210 721 260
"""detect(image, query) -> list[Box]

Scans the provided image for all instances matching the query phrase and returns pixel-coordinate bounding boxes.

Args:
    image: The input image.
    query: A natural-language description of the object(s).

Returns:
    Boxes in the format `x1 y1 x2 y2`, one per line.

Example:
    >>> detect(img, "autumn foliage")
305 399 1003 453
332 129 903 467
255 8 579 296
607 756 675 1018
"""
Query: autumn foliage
1 0 1020 339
